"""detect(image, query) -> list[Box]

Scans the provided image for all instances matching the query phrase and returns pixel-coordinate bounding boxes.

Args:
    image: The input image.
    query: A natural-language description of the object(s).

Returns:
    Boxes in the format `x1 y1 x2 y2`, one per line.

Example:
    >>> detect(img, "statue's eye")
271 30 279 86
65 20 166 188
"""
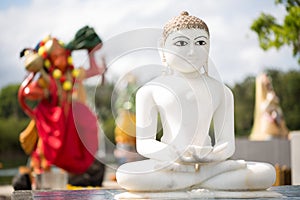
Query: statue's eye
174 41 188 46
195 40 206 45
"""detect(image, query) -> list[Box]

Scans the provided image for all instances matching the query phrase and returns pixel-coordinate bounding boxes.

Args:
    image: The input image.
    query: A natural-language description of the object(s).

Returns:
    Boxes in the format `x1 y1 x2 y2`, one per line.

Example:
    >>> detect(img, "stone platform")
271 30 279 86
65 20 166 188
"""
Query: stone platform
11 185 300 199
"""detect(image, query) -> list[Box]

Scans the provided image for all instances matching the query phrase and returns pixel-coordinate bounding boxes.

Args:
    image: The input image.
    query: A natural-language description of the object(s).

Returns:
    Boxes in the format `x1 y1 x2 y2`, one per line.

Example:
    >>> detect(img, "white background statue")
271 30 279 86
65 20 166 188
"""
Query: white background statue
116 11 275 191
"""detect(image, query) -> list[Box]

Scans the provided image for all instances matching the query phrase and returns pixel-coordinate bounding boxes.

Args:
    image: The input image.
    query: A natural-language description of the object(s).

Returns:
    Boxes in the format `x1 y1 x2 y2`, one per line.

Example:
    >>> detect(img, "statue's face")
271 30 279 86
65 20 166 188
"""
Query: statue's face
164 28 209 73
49 46 68 72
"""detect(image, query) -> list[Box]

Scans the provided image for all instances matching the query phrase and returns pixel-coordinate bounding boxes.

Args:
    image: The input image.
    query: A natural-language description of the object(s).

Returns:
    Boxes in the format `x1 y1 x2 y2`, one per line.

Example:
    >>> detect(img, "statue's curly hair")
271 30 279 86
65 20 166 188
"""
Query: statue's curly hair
163 11 209 40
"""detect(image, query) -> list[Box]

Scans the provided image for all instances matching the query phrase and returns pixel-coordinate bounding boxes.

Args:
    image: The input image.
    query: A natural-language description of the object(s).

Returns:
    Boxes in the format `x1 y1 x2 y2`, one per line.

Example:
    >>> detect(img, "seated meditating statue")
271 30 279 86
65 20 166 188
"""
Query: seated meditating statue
116 11 276 191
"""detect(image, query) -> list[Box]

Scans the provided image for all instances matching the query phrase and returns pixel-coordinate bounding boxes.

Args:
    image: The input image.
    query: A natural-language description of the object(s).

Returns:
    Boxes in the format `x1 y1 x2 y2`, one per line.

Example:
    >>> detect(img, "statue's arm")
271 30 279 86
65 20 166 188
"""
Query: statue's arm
84 50 106 79
209 86 235 161
135 86 178 162
22 76 50 101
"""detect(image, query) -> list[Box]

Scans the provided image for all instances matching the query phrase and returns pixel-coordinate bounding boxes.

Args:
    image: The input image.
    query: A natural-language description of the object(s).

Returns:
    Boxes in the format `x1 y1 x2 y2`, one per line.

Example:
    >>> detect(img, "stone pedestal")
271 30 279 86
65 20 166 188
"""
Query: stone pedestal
290 131 300 185
11 186 300 199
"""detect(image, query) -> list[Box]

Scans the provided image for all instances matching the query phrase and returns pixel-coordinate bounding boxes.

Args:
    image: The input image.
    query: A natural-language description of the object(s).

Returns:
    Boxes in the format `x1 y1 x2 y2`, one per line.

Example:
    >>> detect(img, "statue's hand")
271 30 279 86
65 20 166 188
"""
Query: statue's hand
179 145 213 163
212 142 228 154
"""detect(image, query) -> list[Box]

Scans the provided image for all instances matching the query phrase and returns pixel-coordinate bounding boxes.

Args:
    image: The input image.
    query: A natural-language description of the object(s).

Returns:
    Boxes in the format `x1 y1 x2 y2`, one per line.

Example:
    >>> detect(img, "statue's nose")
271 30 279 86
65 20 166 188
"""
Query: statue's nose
187 44 195 56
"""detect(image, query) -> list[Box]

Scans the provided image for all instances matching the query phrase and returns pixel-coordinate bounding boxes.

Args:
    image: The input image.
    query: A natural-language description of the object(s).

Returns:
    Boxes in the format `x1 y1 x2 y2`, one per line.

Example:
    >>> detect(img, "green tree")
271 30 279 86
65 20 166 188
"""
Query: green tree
0 85 29 165
0 117 29 152
231 76 256 136
251 0 300 63
0 84 27 119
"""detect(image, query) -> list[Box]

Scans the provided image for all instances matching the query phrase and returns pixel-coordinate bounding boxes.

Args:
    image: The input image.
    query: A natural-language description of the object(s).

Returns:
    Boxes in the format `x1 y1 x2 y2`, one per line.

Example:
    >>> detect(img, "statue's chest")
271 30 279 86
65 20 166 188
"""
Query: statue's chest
152 77 214 114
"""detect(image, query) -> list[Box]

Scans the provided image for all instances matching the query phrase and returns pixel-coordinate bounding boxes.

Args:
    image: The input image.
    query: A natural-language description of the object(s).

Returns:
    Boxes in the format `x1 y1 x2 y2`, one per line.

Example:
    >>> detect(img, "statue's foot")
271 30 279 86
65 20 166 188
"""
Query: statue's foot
199 161 276 190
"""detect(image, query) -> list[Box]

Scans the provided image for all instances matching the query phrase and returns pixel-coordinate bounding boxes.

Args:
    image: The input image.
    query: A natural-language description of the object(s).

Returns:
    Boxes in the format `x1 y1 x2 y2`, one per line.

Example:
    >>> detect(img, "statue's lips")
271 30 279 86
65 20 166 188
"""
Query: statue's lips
184 58 201 68
184 57 200 63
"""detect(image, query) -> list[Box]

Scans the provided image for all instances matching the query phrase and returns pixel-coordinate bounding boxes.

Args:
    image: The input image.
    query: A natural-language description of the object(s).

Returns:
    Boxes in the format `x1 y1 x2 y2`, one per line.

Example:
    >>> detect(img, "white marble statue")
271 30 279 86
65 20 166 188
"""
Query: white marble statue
116 11 276 192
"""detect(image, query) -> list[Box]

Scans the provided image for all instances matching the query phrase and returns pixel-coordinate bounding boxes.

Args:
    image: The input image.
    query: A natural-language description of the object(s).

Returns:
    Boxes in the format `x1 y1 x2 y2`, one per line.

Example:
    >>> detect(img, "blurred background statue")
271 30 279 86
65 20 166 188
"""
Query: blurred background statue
250 73 289 140
14 26 106 190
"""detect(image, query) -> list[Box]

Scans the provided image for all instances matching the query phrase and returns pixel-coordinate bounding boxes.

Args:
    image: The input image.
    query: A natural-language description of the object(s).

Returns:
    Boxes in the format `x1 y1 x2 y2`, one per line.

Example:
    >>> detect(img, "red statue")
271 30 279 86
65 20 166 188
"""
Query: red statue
15 26 106 189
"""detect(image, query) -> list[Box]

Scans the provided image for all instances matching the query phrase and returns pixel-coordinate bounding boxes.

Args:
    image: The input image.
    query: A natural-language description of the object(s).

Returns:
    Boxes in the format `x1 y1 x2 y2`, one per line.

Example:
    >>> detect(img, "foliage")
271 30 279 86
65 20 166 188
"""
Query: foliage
250 0 300 63
0 85 32 169
231 76 256 136
0 117 30 152
0 84 27 119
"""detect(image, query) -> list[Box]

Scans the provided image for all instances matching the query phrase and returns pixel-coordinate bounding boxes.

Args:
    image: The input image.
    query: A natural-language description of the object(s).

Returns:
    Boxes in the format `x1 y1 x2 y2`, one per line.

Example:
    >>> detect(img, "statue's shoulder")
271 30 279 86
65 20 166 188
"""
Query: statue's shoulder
204 75 223 85
137 75 182 97
205 75 229 87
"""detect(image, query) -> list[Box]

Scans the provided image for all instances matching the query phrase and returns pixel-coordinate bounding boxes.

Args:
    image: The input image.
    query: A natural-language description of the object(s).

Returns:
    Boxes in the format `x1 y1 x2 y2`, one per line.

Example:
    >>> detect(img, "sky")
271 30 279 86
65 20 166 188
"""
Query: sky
0 0 299 89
